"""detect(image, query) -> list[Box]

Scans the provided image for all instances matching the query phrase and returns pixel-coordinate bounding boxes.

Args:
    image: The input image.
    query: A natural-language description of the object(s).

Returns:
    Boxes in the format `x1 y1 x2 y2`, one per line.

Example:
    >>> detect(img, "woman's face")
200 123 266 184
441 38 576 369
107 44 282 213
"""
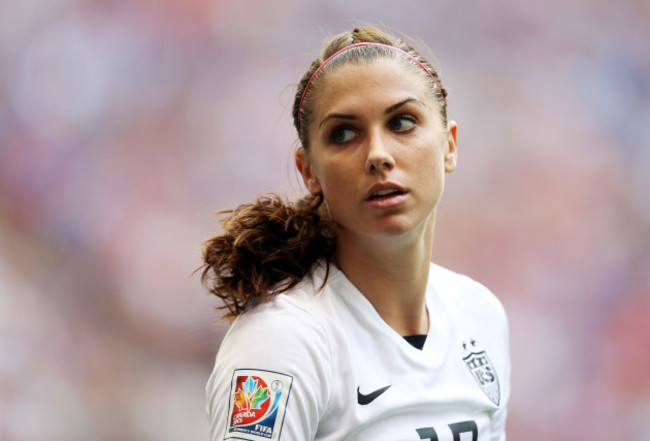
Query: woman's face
296 57 457 243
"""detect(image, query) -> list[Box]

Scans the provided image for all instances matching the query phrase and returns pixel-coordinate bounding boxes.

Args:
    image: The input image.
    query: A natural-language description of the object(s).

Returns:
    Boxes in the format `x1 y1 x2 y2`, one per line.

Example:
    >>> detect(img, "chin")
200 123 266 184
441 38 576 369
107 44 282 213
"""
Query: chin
364 216 431 240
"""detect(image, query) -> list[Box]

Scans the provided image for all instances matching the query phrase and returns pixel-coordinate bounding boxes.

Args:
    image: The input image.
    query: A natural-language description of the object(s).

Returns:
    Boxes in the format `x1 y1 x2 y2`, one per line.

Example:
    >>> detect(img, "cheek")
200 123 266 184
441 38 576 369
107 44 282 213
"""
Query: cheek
318 167 347 199
314 163 354 217
312 153 344 184
410 141 444 173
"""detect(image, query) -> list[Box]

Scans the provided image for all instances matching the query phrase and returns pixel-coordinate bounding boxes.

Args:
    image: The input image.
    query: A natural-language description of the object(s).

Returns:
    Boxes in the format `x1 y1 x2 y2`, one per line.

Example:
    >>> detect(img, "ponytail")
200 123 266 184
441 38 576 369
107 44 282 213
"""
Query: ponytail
201 194 335 319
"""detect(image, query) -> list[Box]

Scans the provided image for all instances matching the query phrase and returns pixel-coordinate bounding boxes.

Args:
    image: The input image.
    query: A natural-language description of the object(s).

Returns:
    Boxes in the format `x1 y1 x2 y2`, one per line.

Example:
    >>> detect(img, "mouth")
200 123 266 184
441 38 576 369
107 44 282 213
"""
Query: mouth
366 188 407 200
364 183 408 201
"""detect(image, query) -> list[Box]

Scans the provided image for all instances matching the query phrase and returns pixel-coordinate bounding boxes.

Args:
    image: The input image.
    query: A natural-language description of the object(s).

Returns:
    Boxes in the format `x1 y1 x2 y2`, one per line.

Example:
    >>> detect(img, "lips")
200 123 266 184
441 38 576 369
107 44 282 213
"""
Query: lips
364 183 408 201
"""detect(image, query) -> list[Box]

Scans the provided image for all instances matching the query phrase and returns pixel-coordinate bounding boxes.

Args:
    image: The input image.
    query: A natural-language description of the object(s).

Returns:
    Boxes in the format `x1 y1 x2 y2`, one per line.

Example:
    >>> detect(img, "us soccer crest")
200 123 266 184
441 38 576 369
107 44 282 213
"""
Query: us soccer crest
462 339 500 405
226 369 293 440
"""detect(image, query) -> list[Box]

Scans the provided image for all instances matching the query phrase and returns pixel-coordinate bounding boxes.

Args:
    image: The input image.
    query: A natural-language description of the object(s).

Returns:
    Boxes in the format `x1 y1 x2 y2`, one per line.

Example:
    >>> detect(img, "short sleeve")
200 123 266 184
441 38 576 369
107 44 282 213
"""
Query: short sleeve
206 298 332 441
454 272 511 441
489 296 510 441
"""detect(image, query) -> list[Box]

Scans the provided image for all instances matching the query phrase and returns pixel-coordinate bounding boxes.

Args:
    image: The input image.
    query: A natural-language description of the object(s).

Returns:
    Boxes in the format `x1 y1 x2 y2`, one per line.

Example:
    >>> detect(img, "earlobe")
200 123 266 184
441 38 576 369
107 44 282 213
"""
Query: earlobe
295 148 322 195
444 121 458 173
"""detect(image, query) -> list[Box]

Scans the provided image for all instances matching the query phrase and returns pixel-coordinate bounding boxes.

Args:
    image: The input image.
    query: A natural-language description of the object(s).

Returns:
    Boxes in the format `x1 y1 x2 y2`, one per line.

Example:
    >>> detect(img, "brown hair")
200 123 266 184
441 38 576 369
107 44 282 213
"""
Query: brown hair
201 195 335 319
201 26 447 319
292 26 448 149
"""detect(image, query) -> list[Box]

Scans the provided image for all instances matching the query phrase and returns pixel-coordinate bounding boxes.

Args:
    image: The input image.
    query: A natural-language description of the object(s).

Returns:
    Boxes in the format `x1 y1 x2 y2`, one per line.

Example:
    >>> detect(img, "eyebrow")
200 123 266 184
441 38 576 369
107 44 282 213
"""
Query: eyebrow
318 97 426 129
385 97 426 114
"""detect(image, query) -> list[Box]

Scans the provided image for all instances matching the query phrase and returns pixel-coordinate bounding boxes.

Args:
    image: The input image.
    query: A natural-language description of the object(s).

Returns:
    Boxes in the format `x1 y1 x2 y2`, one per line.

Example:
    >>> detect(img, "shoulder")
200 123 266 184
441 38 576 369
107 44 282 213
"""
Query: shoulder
208 263 338 379
429 263 505 316
219 269 334 366
429 262 508 326
206 267 337 440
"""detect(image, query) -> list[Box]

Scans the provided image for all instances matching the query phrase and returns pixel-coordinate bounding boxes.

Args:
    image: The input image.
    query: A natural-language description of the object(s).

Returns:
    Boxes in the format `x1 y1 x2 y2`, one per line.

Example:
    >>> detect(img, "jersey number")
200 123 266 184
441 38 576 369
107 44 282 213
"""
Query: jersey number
416 420 478 441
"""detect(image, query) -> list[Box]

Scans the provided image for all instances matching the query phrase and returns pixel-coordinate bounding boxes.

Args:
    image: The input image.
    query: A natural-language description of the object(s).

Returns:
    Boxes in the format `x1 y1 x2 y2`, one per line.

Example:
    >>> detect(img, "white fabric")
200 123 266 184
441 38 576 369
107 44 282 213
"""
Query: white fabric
207 262 510 441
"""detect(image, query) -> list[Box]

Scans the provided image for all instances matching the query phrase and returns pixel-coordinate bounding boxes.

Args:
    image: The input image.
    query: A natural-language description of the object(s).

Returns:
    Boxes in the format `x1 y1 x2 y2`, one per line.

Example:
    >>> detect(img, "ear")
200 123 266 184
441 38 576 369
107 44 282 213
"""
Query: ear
444 120 458 173
295 147 322 195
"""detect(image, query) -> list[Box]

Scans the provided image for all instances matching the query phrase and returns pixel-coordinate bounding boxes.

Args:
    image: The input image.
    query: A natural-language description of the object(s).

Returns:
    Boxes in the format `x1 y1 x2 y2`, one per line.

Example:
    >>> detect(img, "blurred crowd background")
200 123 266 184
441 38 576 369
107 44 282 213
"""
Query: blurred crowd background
1 0 649 440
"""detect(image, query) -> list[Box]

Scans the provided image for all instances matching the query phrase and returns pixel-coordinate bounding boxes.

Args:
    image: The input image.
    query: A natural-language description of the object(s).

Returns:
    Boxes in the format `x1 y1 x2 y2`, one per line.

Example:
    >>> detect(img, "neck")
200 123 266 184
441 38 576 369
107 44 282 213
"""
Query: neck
335 217 435 336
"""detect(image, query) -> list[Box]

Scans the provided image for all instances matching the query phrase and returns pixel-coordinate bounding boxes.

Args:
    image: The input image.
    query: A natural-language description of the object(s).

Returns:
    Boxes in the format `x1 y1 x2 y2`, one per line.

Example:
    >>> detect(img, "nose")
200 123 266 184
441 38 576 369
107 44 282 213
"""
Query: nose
364 130 395 173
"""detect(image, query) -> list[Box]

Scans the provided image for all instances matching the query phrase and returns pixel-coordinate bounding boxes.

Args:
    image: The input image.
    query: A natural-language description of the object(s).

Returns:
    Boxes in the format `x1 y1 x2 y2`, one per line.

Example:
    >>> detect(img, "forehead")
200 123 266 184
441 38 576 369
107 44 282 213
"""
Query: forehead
312 58 435 115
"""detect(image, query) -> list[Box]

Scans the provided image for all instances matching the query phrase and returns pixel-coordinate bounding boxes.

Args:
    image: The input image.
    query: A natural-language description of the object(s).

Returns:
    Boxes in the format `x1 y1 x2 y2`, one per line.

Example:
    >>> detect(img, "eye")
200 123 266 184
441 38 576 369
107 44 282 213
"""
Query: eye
388 115 416 132
330 126 357 144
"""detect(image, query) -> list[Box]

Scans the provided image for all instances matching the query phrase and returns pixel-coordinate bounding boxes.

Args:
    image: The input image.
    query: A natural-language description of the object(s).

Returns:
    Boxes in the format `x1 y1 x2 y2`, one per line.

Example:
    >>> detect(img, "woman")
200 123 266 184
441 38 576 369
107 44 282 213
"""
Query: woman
201 26 510 441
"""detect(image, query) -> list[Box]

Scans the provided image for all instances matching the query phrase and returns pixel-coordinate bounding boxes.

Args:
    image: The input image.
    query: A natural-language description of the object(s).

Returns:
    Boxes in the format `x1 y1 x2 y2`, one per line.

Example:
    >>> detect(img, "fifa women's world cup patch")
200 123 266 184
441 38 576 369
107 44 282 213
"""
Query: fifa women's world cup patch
225 369 294 440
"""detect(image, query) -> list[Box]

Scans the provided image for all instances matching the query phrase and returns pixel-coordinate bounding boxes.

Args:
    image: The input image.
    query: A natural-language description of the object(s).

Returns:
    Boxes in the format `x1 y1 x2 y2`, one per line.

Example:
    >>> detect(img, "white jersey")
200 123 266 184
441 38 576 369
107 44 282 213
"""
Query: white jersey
206 261 510 441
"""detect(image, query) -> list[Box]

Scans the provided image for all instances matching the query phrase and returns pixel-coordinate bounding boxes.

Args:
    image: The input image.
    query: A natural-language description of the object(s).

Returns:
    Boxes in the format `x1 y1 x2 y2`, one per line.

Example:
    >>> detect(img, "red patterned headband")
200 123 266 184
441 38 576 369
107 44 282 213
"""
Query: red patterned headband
297 42 445 132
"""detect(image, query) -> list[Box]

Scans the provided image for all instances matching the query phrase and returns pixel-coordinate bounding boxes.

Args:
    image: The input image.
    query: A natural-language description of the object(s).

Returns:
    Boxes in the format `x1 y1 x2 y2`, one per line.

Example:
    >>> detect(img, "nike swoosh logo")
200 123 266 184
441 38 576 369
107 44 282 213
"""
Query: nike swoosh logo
357 385 391 405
